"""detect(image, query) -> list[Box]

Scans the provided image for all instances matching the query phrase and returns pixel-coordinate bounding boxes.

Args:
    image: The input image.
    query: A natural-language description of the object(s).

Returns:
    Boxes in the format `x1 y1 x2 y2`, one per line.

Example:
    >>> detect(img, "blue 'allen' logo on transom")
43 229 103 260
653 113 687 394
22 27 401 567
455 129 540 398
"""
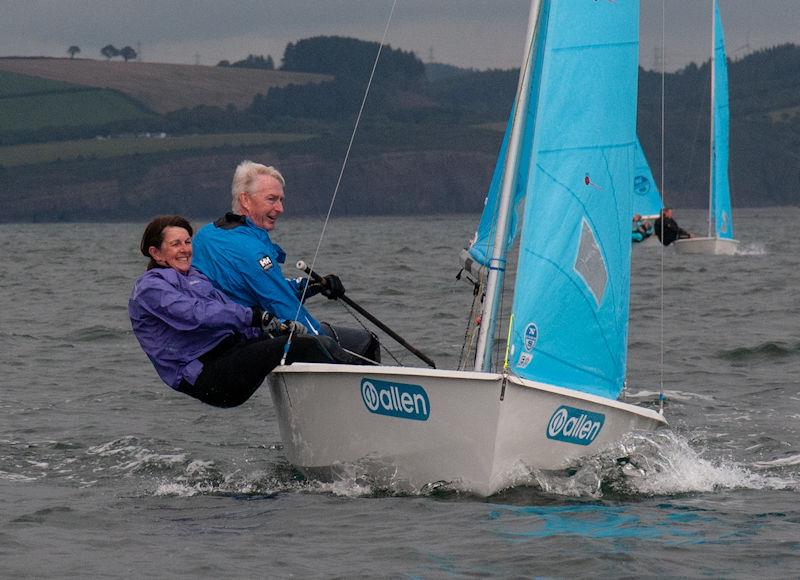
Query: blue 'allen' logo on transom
361 378 430 421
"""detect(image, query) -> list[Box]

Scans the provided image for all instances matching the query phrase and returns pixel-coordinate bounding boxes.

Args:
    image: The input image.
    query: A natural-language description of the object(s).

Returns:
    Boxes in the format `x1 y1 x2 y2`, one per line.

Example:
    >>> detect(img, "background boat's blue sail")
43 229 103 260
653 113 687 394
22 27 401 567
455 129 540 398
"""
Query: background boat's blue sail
506 0 639 399
633 138 662 217
712 0 734 239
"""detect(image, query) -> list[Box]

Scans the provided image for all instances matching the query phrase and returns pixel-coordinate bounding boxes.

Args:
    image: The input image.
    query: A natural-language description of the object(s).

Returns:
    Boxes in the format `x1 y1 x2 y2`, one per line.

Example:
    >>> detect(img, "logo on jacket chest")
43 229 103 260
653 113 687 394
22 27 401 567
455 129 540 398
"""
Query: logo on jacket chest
258 255 273 272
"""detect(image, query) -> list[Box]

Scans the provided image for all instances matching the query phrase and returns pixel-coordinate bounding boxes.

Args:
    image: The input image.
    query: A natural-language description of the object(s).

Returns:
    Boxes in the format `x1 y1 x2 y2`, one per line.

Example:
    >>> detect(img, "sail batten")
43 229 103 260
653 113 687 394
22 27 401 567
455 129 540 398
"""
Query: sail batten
550 41 639 53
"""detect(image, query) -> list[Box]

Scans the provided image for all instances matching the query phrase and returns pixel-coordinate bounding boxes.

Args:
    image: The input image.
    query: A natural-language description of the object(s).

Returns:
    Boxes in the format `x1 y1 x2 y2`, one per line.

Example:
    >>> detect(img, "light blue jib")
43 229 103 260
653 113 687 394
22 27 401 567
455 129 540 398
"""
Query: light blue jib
360 378 430 421
503 0 638 400
546 405 605 446
712 0 734 239
466 103 534 269
633 138 662 217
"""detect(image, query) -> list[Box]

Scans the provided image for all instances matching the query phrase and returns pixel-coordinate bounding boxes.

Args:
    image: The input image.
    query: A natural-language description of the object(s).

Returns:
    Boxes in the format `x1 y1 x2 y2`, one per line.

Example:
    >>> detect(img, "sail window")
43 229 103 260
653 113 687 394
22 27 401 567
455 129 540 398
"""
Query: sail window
574 220 607 307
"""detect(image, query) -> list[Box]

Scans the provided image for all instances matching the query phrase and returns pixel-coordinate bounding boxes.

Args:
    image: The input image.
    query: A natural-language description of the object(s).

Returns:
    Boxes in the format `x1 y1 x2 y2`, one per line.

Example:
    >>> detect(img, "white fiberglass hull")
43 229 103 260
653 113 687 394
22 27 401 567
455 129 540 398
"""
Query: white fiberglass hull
268 363 667 496
633 234 661 249
673 236 739 255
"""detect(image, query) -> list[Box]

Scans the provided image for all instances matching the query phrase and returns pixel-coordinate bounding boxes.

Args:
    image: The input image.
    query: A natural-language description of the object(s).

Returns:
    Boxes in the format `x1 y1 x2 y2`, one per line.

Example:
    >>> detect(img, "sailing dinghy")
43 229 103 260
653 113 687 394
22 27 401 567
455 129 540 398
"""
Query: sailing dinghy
674 0 739 255
269 0 667 496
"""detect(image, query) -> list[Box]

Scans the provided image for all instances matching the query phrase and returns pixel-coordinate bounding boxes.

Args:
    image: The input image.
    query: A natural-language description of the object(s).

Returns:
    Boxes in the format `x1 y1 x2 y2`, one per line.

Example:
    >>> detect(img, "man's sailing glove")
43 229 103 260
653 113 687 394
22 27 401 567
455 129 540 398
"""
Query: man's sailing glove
320 274 345 300
251 306 281 336
281 320 308 337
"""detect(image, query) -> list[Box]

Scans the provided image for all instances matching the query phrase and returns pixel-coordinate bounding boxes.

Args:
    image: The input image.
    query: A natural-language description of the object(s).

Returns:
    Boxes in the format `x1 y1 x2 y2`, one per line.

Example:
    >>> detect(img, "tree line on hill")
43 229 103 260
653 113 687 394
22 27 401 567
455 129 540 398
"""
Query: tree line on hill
217 54 275 70
65 44 138 61
5 36 800 210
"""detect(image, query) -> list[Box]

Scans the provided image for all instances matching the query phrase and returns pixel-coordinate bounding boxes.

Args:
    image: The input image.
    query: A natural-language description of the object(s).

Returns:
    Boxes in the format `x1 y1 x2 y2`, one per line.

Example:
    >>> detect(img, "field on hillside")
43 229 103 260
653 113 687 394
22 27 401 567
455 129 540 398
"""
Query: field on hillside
0 70 156 131
0 70 78 96
0 58 331 114
0 132 312 167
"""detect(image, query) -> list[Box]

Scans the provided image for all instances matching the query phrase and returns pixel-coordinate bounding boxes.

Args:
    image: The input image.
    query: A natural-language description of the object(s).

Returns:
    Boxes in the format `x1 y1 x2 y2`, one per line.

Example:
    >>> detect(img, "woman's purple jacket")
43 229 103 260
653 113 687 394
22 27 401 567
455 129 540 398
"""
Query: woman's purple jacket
128 266 258 389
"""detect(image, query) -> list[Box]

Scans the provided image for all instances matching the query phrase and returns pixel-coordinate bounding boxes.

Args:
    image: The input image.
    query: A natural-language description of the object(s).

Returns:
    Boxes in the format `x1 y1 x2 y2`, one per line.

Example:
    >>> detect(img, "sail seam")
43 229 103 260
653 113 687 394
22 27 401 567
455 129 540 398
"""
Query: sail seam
537 141 636 154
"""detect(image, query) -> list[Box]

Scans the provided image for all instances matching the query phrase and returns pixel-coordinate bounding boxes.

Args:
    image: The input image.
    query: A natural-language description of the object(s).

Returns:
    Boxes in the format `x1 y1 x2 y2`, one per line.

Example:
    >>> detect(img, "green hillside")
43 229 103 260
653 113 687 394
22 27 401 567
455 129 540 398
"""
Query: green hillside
0 70 157 132
0 70 78 96
0 132 311 167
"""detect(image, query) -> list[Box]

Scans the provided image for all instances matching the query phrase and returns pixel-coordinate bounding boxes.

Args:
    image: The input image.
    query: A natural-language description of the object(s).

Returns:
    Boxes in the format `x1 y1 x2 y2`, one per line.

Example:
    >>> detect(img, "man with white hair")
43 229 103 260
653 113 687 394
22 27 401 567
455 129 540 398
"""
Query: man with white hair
192 161 378 363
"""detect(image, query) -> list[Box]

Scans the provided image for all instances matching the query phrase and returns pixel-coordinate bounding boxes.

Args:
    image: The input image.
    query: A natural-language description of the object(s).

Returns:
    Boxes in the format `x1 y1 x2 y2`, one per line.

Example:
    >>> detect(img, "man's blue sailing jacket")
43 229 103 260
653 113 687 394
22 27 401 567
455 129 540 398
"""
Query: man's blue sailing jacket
192 213 322 334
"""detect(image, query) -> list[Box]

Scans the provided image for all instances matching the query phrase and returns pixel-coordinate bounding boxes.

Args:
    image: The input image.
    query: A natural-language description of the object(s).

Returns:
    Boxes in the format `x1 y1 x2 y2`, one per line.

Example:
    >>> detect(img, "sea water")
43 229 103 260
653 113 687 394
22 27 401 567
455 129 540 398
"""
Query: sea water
1 208 798 577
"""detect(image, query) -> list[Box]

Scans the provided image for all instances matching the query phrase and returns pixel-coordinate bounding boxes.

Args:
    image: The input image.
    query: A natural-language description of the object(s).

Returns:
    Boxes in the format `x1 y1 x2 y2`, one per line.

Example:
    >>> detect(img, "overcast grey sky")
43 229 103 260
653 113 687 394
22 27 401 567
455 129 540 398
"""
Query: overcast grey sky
1 1 797 71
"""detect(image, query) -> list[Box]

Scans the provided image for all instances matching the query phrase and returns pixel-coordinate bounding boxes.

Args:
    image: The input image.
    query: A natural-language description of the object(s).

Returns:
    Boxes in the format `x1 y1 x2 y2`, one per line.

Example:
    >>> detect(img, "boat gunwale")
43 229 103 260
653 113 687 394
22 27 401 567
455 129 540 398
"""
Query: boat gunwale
272 362 668 425
673 236 739 244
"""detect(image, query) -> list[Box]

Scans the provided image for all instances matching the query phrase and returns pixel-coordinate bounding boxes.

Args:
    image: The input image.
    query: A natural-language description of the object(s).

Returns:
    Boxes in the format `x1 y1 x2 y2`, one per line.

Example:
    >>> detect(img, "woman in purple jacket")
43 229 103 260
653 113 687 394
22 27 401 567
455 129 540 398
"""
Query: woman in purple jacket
129 215 331 407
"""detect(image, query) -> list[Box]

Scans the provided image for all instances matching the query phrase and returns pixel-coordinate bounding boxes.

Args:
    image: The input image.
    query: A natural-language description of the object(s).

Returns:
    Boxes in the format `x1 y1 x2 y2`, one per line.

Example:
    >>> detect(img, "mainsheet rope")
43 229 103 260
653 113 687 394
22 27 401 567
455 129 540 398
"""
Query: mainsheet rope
282 0 399 362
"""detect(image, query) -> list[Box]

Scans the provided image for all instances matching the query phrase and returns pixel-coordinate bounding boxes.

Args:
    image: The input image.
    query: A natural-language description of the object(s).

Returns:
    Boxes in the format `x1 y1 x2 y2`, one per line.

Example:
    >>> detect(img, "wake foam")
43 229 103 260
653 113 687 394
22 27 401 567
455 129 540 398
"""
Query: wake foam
735 242 767 256
145 430 800 499
528 430 800 498
753 453 800 469
13 432 795 500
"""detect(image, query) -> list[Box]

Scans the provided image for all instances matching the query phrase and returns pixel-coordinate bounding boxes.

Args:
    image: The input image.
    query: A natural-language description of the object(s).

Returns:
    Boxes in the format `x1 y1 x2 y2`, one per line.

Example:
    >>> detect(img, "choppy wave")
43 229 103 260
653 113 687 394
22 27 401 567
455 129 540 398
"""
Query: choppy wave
752 453 800 469
719 341 800 362
72 325 131 342
626 389 715 404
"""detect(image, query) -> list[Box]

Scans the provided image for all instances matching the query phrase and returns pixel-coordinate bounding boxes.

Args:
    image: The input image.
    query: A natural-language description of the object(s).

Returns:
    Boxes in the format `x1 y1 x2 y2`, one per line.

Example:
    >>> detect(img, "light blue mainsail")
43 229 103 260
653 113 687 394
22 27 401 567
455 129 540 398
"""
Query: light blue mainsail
503 0 639 399
711 0 734 239
633 138 662 217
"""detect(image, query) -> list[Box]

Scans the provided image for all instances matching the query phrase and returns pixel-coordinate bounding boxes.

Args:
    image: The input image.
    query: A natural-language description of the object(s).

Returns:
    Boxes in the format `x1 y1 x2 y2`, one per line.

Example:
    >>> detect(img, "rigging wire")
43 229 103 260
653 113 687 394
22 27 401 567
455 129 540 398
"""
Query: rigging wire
338 301 404 366
281 0 398 360
458 282 482 370
658 0 666 414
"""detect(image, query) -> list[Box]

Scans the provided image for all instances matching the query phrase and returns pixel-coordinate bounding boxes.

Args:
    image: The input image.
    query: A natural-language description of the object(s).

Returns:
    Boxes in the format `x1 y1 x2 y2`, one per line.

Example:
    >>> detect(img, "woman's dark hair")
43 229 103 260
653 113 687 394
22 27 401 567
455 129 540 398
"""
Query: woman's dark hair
140 215 194 270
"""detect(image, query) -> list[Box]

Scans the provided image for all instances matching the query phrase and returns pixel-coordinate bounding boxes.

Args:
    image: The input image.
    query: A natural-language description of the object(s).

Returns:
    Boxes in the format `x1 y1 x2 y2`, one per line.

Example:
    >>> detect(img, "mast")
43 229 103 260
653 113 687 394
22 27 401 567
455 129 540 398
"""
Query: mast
707 0 716 238
474 0 543 372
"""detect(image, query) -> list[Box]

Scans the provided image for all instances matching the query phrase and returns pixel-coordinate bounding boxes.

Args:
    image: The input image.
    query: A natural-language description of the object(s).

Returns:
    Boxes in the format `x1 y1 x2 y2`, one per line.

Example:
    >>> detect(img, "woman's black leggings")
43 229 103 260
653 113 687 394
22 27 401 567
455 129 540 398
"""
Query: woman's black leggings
178 333 368 408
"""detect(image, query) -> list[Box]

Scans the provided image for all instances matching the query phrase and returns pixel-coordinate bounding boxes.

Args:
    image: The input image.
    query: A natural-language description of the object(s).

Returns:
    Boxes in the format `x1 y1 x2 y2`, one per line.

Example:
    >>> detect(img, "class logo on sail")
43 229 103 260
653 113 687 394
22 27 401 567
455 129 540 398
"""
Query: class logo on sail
361 378 430 421
546 405 605 445
634 174 651 195
524 323 538 351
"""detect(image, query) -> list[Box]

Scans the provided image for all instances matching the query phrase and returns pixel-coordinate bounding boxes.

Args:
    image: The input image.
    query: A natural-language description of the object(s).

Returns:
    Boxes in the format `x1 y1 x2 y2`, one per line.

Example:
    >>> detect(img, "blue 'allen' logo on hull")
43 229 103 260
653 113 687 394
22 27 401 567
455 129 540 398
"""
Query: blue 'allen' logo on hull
361 378 430 421
546 405 605 445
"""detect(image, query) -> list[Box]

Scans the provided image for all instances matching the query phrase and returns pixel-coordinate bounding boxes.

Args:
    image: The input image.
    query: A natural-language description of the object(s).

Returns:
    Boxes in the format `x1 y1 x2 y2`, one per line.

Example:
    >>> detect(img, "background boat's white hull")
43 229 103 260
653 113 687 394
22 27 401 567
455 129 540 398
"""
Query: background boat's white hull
268 364 667 496
673 236 739 255
633 235 661 249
